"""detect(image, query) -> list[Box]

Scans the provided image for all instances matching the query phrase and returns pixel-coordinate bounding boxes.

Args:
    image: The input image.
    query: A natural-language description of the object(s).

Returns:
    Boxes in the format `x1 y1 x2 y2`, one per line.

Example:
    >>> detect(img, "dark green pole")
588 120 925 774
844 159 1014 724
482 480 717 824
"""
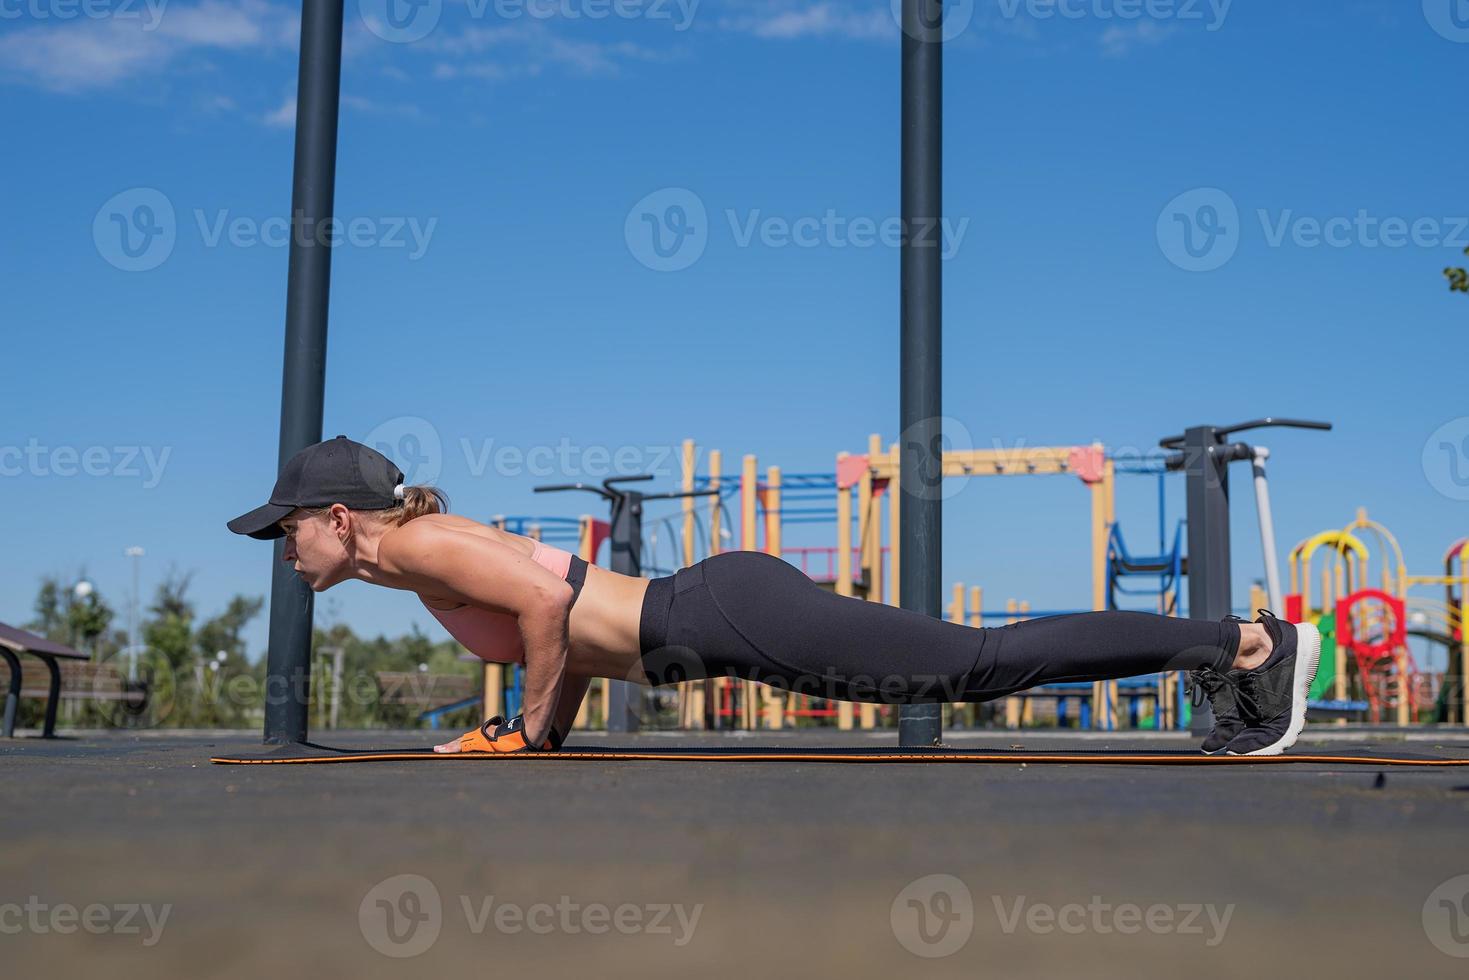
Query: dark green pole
898 0 944 747
264 0 344 744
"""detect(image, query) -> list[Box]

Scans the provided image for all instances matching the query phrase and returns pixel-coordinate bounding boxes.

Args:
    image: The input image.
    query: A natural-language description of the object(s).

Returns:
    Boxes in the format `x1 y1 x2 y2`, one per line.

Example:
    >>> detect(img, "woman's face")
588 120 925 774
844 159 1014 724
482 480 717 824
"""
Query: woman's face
279 509 351 591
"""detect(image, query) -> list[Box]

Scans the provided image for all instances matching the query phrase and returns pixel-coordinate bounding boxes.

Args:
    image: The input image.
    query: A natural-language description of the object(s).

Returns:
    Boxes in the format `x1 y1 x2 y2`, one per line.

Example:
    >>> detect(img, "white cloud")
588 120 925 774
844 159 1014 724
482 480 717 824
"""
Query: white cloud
719 1 895 40
1098 20 1174 58
425 20 664 80
263 95 296 128
0 0 296 93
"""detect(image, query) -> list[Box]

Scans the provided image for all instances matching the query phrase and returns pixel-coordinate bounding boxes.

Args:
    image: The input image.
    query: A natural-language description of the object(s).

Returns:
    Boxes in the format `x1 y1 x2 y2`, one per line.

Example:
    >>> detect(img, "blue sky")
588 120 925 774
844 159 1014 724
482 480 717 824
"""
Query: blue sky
3 0 1468 666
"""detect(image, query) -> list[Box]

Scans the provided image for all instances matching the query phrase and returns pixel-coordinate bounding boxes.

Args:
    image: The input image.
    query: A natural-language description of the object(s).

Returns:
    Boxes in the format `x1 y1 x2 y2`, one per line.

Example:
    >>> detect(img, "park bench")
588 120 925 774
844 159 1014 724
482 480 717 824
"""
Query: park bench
374 671 479 715
1 622 90 738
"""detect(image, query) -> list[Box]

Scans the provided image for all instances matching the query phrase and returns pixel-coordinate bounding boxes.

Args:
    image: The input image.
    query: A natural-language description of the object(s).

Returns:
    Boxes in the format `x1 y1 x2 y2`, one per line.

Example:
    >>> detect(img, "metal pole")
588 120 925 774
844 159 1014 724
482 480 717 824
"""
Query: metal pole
263 0 344 745
1182 425 1232 735
1250 448 1284 612
330 646 345 730
125 546 143 683
898 0 943 747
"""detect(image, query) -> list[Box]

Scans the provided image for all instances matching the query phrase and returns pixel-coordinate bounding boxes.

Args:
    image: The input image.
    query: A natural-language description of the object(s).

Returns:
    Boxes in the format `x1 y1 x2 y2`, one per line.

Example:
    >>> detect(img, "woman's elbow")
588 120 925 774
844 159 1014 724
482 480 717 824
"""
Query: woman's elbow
531 581 574 621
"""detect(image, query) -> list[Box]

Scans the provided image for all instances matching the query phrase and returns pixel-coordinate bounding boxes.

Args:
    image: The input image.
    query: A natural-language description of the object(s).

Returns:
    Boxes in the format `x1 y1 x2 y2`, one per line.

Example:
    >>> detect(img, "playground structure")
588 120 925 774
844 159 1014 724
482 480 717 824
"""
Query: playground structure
1285 508 1469 724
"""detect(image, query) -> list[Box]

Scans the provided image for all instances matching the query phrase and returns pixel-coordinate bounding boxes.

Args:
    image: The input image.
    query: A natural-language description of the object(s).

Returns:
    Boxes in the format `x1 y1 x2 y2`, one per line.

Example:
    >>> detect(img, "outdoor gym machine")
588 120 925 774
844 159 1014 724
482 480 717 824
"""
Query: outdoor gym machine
1160 418 1333 735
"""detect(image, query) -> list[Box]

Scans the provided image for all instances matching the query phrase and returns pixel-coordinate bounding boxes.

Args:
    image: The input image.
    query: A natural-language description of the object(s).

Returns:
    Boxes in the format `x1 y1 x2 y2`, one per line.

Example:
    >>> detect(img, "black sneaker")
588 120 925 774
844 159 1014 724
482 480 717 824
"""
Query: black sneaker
1224 610 1322 757
1188 667 1247 754
1187 613 1250 755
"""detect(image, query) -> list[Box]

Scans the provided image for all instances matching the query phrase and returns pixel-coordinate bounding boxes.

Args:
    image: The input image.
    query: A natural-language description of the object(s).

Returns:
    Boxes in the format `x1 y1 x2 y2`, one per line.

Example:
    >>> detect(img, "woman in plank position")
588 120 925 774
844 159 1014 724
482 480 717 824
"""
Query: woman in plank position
228 437 1320 757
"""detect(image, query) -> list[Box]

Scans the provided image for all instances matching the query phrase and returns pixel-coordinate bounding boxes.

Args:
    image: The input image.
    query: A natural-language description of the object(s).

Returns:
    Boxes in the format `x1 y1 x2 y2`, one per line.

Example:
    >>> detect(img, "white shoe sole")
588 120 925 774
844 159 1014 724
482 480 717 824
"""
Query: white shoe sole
1226 622 1321 757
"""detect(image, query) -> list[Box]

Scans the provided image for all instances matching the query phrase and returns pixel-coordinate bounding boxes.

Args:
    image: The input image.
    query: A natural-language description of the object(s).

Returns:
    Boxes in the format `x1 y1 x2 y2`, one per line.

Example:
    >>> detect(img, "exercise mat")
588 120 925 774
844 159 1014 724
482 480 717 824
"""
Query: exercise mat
211 741 1469 766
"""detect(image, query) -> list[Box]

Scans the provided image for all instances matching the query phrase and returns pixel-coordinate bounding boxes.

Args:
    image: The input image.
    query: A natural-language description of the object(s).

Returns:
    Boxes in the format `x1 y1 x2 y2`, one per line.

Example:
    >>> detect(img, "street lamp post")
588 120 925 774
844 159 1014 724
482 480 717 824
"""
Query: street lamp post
125 547 144 683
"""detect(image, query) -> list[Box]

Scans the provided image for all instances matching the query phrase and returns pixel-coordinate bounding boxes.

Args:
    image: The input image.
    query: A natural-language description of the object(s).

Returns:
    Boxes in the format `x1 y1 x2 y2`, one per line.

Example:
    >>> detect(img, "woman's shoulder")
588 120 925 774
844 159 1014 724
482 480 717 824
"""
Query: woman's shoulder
384 513 531 556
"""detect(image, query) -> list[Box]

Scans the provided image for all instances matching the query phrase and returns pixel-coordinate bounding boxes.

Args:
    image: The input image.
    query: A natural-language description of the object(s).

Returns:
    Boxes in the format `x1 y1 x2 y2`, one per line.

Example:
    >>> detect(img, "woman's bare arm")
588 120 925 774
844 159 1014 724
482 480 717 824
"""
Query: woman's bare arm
554 674 591 736
377 521 572 746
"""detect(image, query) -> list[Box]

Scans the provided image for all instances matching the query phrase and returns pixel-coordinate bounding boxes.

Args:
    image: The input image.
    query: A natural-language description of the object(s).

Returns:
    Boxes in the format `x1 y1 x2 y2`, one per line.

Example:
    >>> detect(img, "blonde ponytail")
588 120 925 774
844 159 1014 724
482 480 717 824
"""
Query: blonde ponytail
393 485 449 525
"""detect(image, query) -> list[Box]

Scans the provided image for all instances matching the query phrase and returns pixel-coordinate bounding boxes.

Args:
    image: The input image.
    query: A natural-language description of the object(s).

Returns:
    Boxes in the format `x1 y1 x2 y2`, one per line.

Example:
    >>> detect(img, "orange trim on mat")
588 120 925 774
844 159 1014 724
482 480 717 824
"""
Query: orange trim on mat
210 750 1469 767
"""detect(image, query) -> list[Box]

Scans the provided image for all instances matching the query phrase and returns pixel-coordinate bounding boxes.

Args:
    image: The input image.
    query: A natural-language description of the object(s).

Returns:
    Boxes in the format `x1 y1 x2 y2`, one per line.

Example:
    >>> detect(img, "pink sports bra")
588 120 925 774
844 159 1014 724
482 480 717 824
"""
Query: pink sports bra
421 539 581 665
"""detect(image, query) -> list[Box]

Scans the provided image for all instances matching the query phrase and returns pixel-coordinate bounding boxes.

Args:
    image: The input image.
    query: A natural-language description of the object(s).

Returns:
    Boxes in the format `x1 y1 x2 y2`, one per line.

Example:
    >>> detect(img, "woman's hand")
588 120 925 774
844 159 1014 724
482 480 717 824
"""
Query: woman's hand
433 732 469 754
432 715 563 754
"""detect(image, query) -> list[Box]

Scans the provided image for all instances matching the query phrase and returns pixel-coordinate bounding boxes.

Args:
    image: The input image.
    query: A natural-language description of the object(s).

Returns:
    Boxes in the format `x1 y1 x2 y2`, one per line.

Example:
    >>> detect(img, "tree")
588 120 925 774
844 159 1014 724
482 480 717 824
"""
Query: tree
142 568 195 671
1446 247 1468 295
28 572 115 659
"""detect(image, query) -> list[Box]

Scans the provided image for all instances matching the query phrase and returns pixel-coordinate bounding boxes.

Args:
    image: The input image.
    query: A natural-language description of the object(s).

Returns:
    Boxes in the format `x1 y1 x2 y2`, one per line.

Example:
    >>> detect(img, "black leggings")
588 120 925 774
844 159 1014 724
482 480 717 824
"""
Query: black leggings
638 551 1239 704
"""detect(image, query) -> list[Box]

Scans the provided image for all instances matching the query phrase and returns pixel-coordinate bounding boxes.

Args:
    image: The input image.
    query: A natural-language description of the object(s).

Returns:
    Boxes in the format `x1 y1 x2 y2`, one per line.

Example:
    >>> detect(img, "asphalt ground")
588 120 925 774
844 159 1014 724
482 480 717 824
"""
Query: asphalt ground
6 727 1469 979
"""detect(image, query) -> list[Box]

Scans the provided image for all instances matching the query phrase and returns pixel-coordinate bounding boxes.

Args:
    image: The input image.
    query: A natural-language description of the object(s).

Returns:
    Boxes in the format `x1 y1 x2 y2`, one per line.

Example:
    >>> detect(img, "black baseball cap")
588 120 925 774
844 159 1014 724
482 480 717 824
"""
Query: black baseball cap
227 435 405 540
